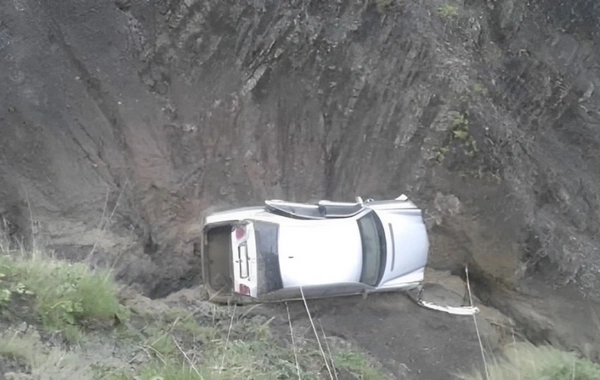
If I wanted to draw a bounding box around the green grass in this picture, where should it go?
[451,112,469,140]
[473,83,488,95]
[137,307,307,378]
[0,248,124,336]
[334,348,386,380]
[438,3,458,19]
[459,342,600,380]
[175,313,310,379]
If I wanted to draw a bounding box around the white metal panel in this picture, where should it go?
[277,220,363,287]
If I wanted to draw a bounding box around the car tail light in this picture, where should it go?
[235,225,246,240]
[238,284,251,295]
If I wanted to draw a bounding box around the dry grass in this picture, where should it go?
[0,329,95,380]
[459,342,600,380]
[462,269,600,380]
[136,303,386,380]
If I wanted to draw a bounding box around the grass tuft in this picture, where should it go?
[0,330,37,365]
[438,3,458,19]
[0,249,124,336]
[0,329,94,380]
[334,348,386,380]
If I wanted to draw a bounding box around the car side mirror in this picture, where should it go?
[355,196,363,205]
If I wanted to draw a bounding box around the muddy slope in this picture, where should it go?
[1,0,600,348]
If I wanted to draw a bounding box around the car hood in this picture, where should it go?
[278,221,362,287]
[373,209,429,285]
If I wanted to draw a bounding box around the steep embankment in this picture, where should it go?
[1,0,600,365]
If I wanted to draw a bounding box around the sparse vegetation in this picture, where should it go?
[135,306,385,379]
[435,111,479,163]
[0,329,95,379]
[435,145,450,163]
[0,234,384,379]
[459,342,600,380]
[451,112,470,141]
[438,3,458,19]
[334,348,386,380]
[450,112,479,158]
[376,0,393,13]
[473,83,488,96]
[115,303,380,379]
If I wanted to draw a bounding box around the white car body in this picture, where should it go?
[201,195,429,303]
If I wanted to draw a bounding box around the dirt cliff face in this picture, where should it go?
[1,0,599,314]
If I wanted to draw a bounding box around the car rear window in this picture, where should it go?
[254,221,284,294]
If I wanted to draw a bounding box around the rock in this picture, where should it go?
[434,192,462,217]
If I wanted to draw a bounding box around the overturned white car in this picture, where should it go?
[200,195,429,304]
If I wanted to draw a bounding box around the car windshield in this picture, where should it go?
[356,211,387,286]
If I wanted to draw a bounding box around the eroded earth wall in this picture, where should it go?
[1,0,599,301]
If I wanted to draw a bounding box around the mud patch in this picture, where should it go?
[245,269,514,380]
